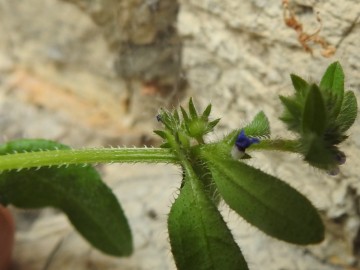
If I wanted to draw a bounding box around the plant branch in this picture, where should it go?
[249,139,300,153]
[0,147,178,171]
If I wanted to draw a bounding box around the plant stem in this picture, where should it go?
[249,139,300,153]
[0,148,178,171]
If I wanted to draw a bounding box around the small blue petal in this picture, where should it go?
[327,166,340,176]
[235,130,260,151]
[156,114,162,122]
[335,151,346,165]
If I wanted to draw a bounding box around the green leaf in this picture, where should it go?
[302,84,327,136]
[168,162,248,270]
[290,74,309,94]
[188,98,198,119]
[225,111,270,145]
[206,118,221,132]
[153,130,167,139]
[202,103,212,119]
[0,139,132,256]
[319,61,344,118]
[337,91,358,132]
[201,144,324,245]
[320,62,344,94]
[279,96,301,119]
[301,134,338,171]
[180,106,190,123]
[160,142,171,148]
[158,108,178,131]
[279,96,302,131]
[173,109,181,123]
[243,111,270,138]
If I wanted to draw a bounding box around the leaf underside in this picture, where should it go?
[201,144,324,245]
[0,139,133,256]
[319,61,344,118]
[168,163,248,270]
[302,84,327,136]
[337,91,358,133]
[225,111,270,145]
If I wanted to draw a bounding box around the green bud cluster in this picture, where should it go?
[280,62,357,174]
[0,62,357,270]
[154,98,220,150]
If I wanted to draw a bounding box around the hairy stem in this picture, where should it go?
[0,148,178,171]
[249,139,300,153]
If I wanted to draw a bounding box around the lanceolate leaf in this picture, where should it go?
[290,74,309,94]
[202,103,212,119]
[173,109,181,122]
[0,139,132,256]
[180,106,190,123]
[201,144,324,245]
[225,111,270,145]
[337,91,358,133]
[243,111,270,138]
[168,161,248,270]
[207,118,221,132]
[153,130,168,139]
[301,134,338,171]
[279,96,301,118]
[319,61,344,118]
[302,84,327,136]
[188,98,198,118]
[279,96,302,132]
[320,61,344,95]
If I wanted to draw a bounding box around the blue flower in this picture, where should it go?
[334,150,346,165]
[235,130,260,151]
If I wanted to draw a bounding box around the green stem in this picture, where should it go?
[249,139,300,153]
[0,147,178,171]
[196,136,205,145]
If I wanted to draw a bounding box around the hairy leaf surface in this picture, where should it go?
[225,111,270,145]
[0,139,132,256]
[168,161,248,270]
[302,84,327,136]
[337,91,358,133]
[290,74,309,94]
[201,144,324,245]
[319,61,344,118]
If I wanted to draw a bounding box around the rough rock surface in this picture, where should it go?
[176,1,360,269]
[0,0,359,269]
[62,0,186,124]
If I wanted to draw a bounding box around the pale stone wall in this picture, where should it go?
[177,1,360,269]
[0,0,359,269]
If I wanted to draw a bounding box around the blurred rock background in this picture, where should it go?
[0,0,359,269]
